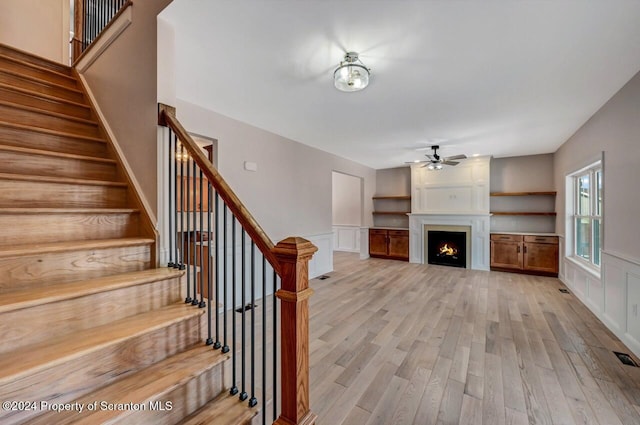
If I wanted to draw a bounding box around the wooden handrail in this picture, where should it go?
[158,104,280,275]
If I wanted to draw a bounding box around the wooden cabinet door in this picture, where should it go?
[490,241,523,270]
[388,230,409,260]
[523,242,558,274]
[369,230,388,257]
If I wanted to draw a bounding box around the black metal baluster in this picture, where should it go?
[205,180,213,346]
[82,0,87,50]
[178,144,185,272]
[249,243,257,407]
[167,129,174,268]
[273,270,278,422]
[185,151,192,304]
[240,230,248,402]
[214,192,222,349]
[173,135,180,269]
[222,205,229,354]
[191,159,198,306]
[230,215,238,396]
[198,169,205,308]
[262,256,267,425]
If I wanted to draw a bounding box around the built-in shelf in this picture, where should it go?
[373,211,411,215]
[490,191,557,196]
[372,195,411,200]
[491,212,557,216]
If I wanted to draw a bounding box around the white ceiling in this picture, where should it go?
[161,0,640,169]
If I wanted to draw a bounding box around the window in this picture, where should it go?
[572,163,602,267]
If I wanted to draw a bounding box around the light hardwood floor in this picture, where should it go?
[309,252,640,425]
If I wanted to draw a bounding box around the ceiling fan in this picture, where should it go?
[406,145,467,170]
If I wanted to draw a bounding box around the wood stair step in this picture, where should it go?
[0,237,154,292]
[0,68,85,103]
[0,119,103,142]
[178,392,259,425]
[0,53,78,88]
[0,208,140,247]
[0,173,128,208]
[0,43,73,75]
[0,268,184,354]
[0,101,100,138]
[0,144,116,180]
[0,83,91,119]
[29,345,229,425]
[0,304,205,424]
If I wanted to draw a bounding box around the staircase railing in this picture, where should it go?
[158,104,317,425]
[71,0,131,62]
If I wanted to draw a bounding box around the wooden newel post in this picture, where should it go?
[273,237,318,425]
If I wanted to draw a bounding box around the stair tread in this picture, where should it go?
[179,392,259,425]
[0,303,205,385]
[0,268,183,314]
[0,43,73,74]
[0,237,154,259]
[0,207,138,214]
[0,82,90,109]
[0,67,82,93]
[0,99,97,126]
[0,53,77,82]
[0,120,104,142]
[0,144,115,164]
[0,172,126,186]
[30,345,229,425]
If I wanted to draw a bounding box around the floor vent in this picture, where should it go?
[559,288,570,294]
[614,351,639,367]
[318,275,330,280]
[235,303,257,313]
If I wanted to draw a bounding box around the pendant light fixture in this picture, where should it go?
[333,52,370,92]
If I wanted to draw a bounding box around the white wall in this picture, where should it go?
[0,0,69,64]
[555,69,640,357]
[174,99,376,276]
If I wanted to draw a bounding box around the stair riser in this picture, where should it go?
[0,86,91,119]
[0,180,128,208]
[0,315,202,424]
[0,71,84,103]
[109,364,225,425]
[0,244,151,292]
[0,45,73,75]
[0,56,77,88]
[0,212,140,247]
[0,122,106,156]
[0,277,182,355]
[0,103,100,138]
[0,150,116,181]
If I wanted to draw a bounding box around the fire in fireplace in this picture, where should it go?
[427,230,466,268]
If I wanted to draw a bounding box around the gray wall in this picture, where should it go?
[80,0,173,218]
[175,99,376,243]
[554,70,640,261]
[491,154,554,192]
[332,172,362,227]
[376,167,411,196]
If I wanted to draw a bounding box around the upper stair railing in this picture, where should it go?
[158,104,317,425]
[71,0,131,62]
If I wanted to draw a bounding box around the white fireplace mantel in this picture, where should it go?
[408,213,491,270]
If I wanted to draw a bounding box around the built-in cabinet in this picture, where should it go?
[372,195,411,228]
[369,228,409,261]
[490,233,559,276]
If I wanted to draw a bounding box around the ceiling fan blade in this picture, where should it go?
[420,164,428,168]
[404,160,429,164]
[444,154,467,161]
[442,161,460,166]
[425,154,436,161]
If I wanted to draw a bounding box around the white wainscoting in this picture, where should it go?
[332,226,361,253]
[304,232,334,279]
[561,251,640,357]
[359,227,370,260]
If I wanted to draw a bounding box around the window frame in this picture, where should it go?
[571,162,602,268]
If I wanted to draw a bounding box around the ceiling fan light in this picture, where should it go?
[334,52,370,92]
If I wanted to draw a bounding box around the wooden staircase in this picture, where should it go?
[0,44,255,425]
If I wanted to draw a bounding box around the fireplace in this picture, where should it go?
[427,230,466,268]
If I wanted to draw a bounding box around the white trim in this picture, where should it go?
[564,255,601,279]
[77,72,157,228]
[602,250,640,268]
[302,232,333,279]
[359,227,370,259]
[75,4,132,72]
[332,225,360,253]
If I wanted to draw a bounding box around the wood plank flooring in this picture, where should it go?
[309,252,640,425]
